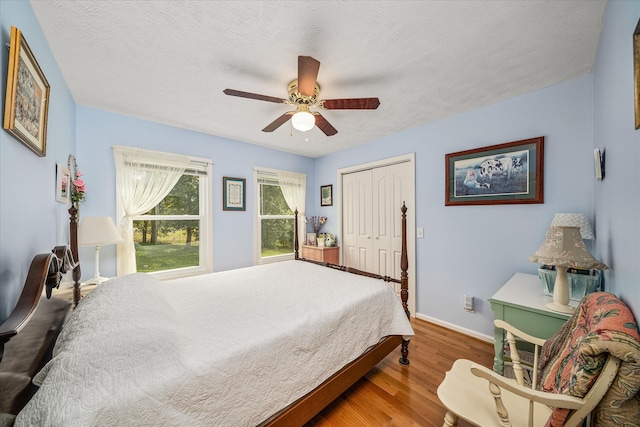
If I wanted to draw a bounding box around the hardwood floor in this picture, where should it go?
[306,318,494,426]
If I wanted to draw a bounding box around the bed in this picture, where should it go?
[1,204,413,426]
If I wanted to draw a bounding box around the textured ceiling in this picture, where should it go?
[30,1,606,158]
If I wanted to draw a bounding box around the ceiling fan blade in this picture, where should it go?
[322,98,380,110]
[223,89,286,104]
[314,113,338,136]
[262,113,293,132]
[298,56,320,97]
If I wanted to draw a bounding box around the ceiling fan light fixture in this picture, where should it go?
[291,110,315,132]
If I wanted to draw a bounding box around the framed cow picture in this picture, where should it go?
[445,136,544,206]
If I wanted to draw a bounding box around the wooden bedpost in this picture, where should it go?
[294,209,299,260]
[399,202,410,366]
[69,205,82,306]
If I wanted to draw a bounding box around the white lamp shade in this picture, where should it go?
[78,217,123,246]
[291,111,315,132]
[550,213,595,239]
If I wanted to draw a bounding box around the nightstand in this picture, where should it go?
[300,245,339,264]
[488,273,575,374]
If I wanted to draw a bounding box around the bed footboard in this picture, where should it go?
[294,203,411,324]
[261,335,405,427]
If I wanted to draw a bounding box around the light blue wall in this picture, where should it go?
[1,1,637,339]
[75,107,315,276]
[318,74,597,337]
[593,1,640,316]
[0,1,76,321]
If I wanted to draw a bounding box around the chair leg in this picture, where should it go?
[443,411,458,427]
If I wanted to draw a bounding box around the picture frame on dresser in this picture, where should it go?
[3,26,50,157]
[306,233,316,245]
[445,136,544,206]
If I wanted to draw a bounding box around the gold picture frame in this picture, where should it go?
[634,18,640,130]
[3,26,50,156]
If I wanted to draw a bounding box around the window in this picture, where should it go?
[113,146,213,279]
[254,168,306,264]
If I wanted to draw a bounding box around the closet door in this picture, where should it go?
[342,169,373,271]
[372,163,410,294]
[343,162,410,295]
[339,154,416,314]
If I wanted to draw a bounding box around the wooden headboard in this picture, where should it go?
[0,246,71,363]
[2,201,87,342]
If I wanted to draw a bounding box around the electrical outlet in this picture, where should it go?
[464,294,474,311]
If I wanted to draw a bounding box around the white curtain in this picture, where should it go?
[113,146,192,275]
[276,171,307,249]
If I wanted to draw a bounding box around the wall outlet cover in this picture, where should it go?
[464,294,474,311]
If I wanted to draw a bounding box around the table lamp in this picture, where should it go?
[528,226,608,313]
[78,216,123,285]
[550,213,595,239]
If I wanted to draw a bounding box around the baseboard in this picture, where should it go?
[415,312,494,344]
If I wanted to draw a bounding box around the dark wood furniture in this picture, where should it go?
[300,245,339,264]
[0,248,67,363]
[0,248,72,416]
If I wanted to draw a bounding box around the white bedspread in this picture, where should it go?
[16,260,413,426]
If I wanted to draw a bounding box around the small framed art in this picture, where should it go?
[56,163,71,203]
[320,184,333,206]
[306,233,317,245]
[445,136,544,206]
[223,177,246,211]
[3,26,50,157]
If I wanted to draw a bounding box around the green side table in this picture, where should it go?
[489,273,574,374]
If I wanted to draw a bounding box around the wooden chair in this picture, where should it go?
[436,318,621,427]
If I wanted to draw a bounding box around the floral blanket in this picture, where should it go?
[538,292,640,427]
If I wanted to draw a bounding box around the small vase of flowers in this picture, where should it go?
[71,170,86,207]
[67,154,86,209]
[306,216,327,233]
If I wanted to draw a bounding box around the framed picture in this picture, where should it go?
[56,163,71,203]
[306,233,317,245]
[223,177,246,211]
[3,26,50,157]
[445,136,544,206]
[634,18,640,130]
[320,184,333,206]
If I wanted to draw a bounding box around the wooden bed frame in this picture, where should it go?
[294,203,411,365]
[0,204,411,426]
[0,245,72,364]
[261,203,411,426]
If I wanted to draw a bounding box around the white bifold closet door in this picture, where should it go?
[342,162,410,295]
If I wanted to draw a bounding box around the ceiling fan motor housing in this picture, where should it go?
[288,79,320,105]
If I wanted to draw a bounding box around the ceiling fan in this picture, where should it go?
[223,56,380,136]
